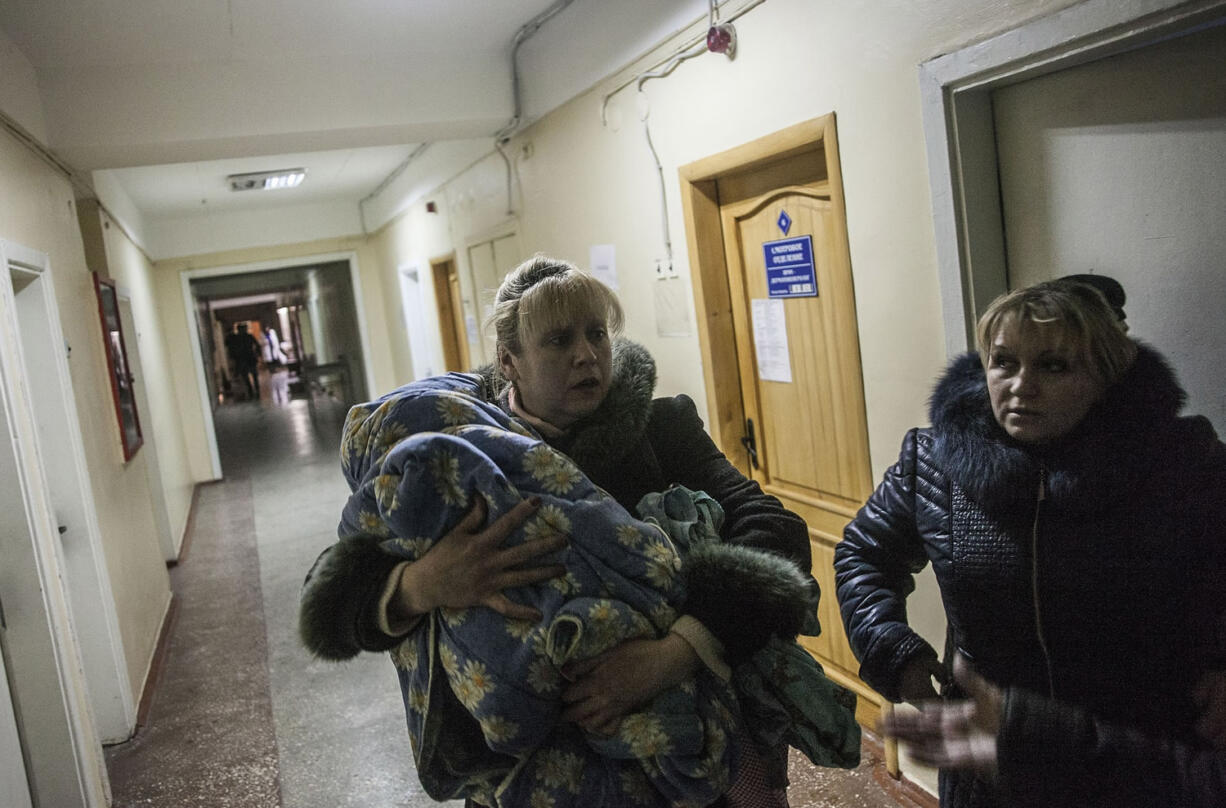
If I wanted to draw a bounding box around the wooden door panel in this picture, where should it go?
[717,175,875,706]
[722,187,872,507]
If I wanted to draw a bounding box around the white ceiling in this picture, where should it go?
[0,0,707,224]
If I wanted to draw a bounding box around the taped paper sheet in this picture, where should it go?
[750,298,792,383]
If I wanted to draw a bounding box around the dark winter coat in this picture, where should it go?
[301,338,814,667]
[834,344,1226,807]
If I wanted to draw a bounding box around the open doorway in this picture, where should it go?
[184,256,374,476]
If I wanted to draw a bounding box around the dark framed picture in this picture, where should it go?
[93,273,143,462]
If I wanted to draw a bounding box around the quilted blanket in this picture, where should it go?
[338,373,738,808]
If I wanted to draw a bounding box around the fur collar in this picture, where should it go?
[927,343,1188,514]
[473,337,657,468]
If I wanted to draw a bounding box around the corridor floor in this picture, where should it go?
[104,395,930,808]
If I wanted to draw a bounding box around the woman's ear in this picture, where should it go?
[498,346,518,382]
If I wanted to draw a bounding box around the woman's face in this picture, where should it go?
[986,319,1105,444]
[500,312,613,429]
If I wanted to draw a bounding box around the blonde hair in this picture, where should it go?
[976,280,1136,385]
[489,255,624,355]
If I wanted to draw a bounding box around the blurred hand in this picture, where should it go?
[899,655,945,706]
[882,655,1003,775]
[394,494,566,622]
[560,634,700,736]
[1194,669,1226,751]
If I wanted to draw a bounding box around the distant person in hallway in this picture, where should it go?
[301,256,850,807]
[834,277,1226,807]
[261,325,288,366]
[225,322,262,400]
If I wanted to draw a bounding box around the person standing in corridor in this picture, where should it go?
[225,322,262,400]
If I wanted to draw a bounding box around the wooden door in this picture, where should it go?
[681,118,881,726]
[431,257,469,372]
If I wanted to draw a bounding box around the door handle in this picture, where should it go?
[741,417,760,470]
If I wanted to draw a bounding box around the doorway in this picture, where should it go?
[679,115,880,725]
[182,253,376,477]
[431,254,470,372]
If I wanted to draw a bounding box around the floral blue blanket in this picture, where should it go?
[339,373,738,807]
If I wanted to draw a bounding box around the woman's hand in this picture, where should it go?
[881,655,1003,775]
[898,654,945,706]
[560,634,700,736]
[392,494,566,622]
[1194,669,1226,751]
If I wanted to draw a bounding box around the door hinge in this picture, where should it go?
[741,417,760,470]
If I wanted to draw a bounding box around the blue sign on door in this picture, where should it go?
[762,236,817,298]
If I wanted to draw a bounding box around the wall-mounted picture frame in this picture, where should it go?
[93,273,143,462]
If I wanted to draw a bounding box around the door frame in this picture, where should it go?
[179,251,374,479]
[7,245,136,741]
[920,0,1226,354]
[0,238,109,806]
[679,114,851,473]
[678,116,887,732]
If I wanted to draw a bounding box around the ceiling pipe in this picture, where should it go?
[493,0,577,215]
[493,0,577,146]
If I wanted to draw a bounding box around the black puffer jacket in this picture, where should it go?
[835,344,1226,807]
[302,339,814,666]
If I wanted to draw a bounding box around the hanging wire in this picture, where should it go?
[641,116,673,271]
[632,39,709,271]
[598,0,765,127]
[595,1,765,270]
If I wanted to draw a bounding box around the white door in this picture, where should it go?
[398,265,436,380]
[993,22,1226,434]
[0,636,34,808]
[10,263,135,741]
[0,243,108,807]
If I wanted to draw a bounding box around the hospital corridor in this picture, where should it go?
[1,1,1224,806]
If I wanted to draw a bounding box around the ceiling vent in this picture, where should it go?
[226,168,306,192]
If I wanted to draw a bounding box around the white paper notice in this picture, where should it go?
[750,298,792,383]
[653,275,691,338]
[589,244,618,289]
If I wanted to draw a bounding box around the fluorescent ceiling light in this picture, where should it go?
[226,168,307,192]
